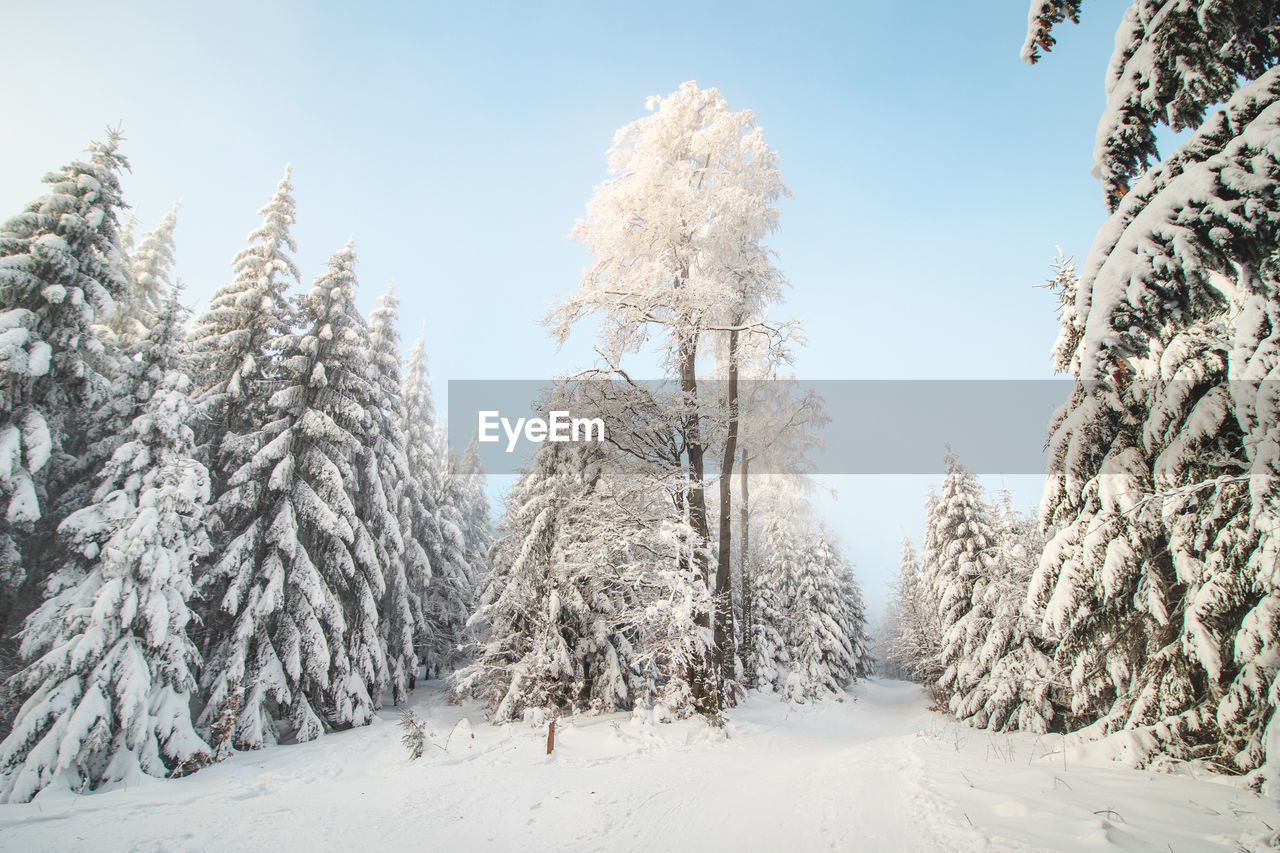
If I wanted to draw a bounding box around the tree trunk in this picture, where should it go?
[677,327,718,712]
[715,328,739,688]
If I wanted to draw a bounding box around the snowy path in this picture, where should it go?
[0,678,1275,851]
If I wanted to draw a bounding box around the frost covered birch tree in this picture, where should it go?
[547,81,789,711]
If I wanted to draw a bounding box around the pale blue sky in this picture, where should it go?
[0,0,1131,611]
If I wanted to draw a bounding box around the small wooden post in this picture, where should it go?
[546,719,556,755]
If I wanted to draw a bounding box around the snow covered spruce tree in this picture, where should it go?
[197,243,387,750]
[186,168,299,745]
[547,81,790,711]
[949,495,1055,733]
[815,531,873,685]
[897,462,1055,730]
[732,373,827,688]
[918,452,999,707]
[364,286,415,704]
[746,479,868,702]
[876,541,909,681]
[0,285,210,801]
[838,552,874,681]
[0,134,133,673]
[744,505,794,697]
[449,439,636,721]
[453,380,717,720]
[422,435,487,677]
[1028,255,1225,758]
[886,535,939,682]
[90,207,187,475]
[107,203,179,350]
[451,437,491,592]
[395,335,453,679]
[187,167,298,501]
[1024,1,1280,773]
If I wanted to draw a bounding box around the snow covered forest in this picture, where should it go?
[0,75,879,802]
[0,149,498,798]
[1,0,1279,849]
[882,0,1280,788]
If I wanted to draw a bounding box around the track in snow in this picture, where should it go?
[0,678,1274,852]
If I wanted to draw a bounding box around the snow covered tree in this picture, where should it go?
[424,436,486,677]
[108,203,178,349]
[89,204,181,455]
[732,373,827,688]
[1023,0,1280,210]
[0,133,132,673]
[187,167,297,499]
[1024,1,1280,773]
[117,212,136,258]
[876,544,909,681]
[745,510,793,698]
[395,335,447,679]
[837,557,873,680]
[452,380,716,721]
[387,334,489,685]
[453,400,717,721]
[1031,252,1255,766]
[902,467,1056,732]
[197,242,385,750]
[91,278,194,493]
[363,286,413,704]
[186,168,300,741]
[747,480,868,702]
[807,531,871,687]
[919,452,999,705]
[453,436,492,585]
[47,288,195,591]
[886,535,940,682]
[1031,360,1231,757]
[450,440,629,721]
[546,81,790,711]
[0,287,210,801]
[950,496,1055,733]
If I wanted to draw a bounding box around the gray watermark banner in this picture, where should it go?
[446,379,1273,476]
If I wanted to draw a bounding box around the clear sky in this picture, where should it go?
[0,0,1131,612]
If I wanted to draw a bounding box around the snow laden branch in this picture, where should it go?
[1007,0,1280,777]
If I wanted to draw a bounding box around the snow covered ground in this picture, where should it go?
[0,678,1275,852]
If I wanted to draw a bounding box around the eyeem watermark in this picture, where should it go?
[454,378,1280,474]
[478,410,606,452]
